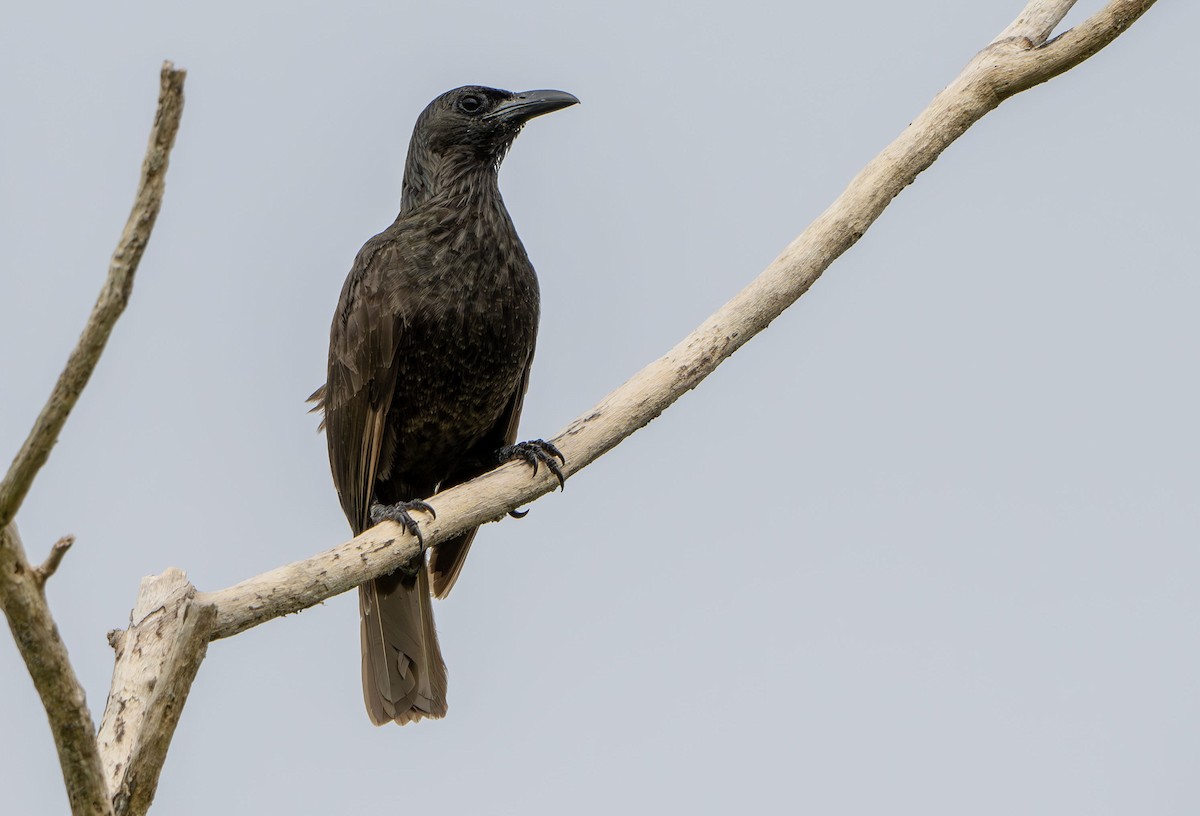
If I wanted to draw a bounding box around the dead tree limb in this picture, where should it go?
[194,0,1159,640]
[0,64,185,529]
[0,62,186,816]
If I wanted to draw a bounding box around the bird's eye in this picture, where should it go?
[458,95,484,114]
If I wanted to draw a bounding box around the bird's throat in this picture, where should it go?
[400,145,507,215]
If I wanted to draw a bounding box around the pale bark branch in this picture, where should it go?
[996,0,1078,45]
[0,62,186,530]
[0,62,186,816]
[192,0,1158,641]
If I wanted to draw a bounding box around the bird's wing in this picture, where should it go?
[428,348,533,598]
[322,237,408,534]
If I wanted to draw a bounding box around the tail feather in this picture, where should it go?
[429,526,480,599]
[359,565,448,725]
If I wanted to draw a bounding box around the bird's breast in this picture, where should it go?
[382,228,540,473]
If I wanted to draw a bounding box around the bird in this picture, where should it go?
[311,85,578,725]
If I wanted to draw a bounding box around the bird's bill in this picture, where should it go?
[485,89,580,123]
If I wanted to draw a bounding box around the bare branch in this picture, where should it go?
[194,1,1158,641]
[202,505,439,640]
[0,62,187,530]
[0,524,112,816]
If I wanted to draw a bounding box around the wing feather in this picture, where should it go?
[320,230,449,724]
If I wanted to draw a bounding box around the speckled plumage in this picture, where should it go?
[313,85,577,725]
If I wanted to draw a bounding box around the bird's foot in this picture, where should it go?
[498,439,567,491]
[369,499,436,550]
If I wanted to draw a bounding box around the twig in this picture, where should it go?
[34,534,76,588]
[0,62,187,530]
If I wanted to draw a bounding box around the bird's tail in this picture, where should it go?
[359,564,448,725]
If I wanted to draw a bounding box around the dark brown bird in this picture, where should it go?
[311,85,577,725]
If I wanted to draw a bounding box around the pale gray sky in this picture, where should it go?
[2,2,1198,814]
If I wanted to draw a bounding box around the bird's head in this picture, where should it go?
[415,85,579,160]
[401,86,578,208]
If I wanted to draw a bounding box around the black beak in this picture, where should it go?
[486,89,580,123]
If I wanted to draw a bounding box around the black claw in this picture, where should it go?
[543,456,566,489]
[498,439,568,490]
[369,499,435,549]
[508,508,530,519]
[538,440,566,463]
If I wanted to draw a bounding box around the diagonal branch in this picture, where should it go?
[0,63,186,530]
[0,62,186,816]
[194,0,1157,640]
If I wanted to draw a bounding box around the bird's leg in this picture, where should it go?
[497,439,567,491]
[369,499,437,552]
